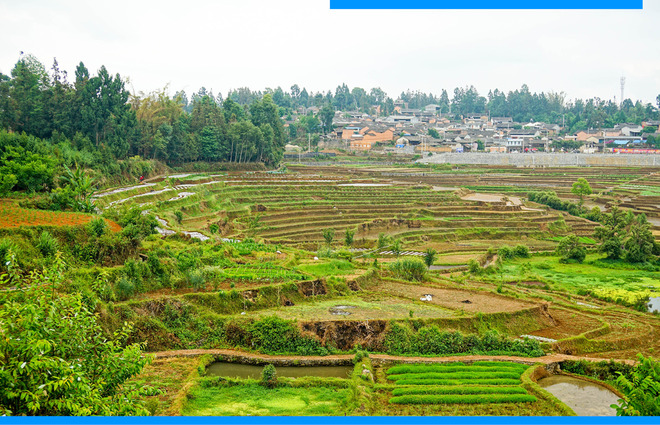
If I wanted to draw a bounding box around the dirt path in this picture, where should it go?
[149,348,636,366]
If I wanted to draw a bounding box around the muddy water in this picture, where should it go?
[538,375,620,416]
[648,296,660,313]
[429,264,467,270]
[206,362,353,379]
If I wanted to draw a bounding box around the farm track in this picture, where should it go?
[149,348,636,366]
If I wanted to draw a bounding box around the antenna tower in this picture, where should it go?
[620,76,626,108]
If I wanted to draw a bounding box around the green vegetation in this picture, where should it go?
[2,156,659,417]
[613,355,660,416]
[571,178,593,206]
[0,259,153,416]
[182,382,349,416]
[384,325,543,357]
[556,234,586,263]
[389,393,537,405]
[385,361,535,406]
[388,258,427,281]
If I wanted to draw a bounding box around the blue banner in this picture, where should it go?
[330,0,643,8]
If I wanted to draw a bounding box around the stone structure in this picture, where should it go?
[418,153,660,167]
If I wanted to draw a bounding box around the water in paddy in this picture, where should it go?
[537,375,621,416]
[429,264,466,270]
[648,296,660,313]
[206,362,353,379]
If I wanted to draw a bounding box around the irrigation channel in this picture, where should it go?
[537,375,621,416]
[206,362,353,379]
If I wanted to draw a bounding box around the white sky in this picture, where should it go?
[1,0,659,104]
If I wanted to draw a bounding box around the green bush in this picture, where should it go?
[497,246,514,260]
[353,350,369,364]
[513,245,530,258]
[383,324,543,357]
[388,259,427,281]
[36,231,59,258]
[115,277,135,301]
[260,364,277,388]
[88,218,108,237]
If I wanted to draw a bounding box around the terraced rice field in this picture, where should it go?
[105,173,592,250]
[386,362,536,405]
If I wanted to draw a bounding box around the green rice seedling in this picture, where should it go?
[388,372,522,381]
[386,365,526,375]
[389,393,537,405]
[394,378,522,386]
[391,386,528,396]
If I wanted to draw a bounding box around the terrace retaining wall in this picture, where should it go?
[419,153,660,168]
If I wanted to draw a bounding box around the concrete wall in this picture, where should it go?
[419,153,660,167]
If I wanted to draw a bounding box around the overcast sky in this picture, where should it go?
[1,0,659,104]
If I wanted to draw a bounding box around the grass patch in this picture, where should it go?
[297,259,355,277]
[182,382,349,416]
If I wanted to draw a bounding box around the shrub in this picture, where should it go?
[188,271,206,291]
[468,259,482,274]
[344,228,355,247]
[353,350,369,364]
[115,277,135,300]
[88,217,108,237]
[513,245,530,258]
[556,234,586,263]
[36,231,59,258]
[261,364,277,388]
[389,259,427,281]
[377,233,391,249]
[614,354,660,416]
[322,228,335,245]
[424,248,437,268]
[497,246,514,260]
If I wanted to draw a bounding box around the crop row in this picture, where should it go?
[389,394,537,405]
[393,378,522,386]
[389,372,522,381]
[391,386,528,396]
